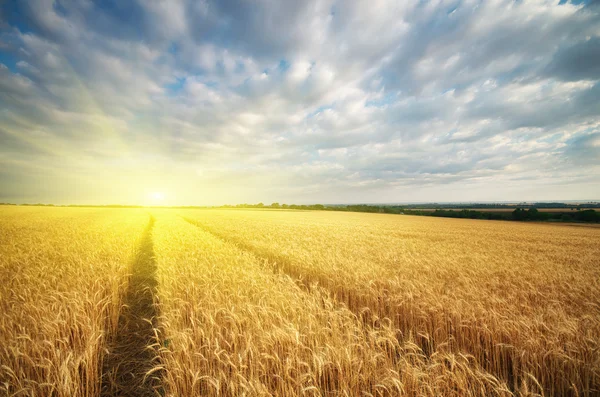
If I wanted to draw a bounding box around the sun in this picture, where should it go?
[149,191,165,203]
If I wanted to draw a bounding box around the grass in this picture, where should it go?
[1,206,599,396]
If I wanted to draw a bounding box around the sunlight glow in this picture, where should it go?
[150,192,165,202]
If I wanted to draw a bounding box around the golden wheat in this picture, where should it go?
[0,207,148,396]
[152,211,513,396]
[179,209,600,396]
[1,206,598,396]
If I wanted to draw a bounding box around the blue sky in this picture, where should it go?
[0,0,599,205]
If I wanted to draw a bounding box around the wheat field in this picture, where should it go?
[1,206,599,396]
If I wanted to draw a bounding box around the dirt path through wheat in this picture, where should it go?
[101,216,162,396]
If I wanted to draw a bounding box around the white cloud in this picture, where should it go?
[0,0,599,204]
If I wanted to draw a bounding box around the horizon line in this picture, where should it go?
[2,200,600,208]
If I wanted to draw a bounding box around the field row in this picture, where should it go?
[1,207,599,396]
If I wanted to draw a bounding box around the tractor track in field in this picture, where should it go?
[101,215,162,397]
[180,216,398,331]
[181,217,334,294]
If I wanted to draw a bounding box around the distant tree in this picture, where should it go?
[561,214,573,222]
[576,210,599,222]
[527,208,540,220]
[512,208,527,220]
[270,202,280,208]
[525,208,549,221]
[256,202,264,207]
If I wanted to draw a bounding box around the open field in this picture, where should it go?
[408,208,598,212]
[1,206,599,396]
[0,207,148,396]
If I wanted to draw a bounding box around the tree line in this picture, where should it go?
[222,203,600,223]
[2,202,598,223]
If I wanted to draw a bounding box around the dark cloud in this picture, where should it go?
[563,132,600,165]
[545,38,600,81]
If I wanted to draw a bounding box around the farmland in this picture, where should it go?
[1,206,599,396]
[407,207,598,212]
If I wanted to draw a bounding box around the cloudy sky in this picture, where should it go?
[1,0,599,205]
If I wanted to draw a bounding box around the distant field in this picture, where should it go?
[1,207,599,396]
[409,207,596,212]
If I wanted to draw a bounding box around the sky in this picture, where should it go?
[0,0,599,206]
